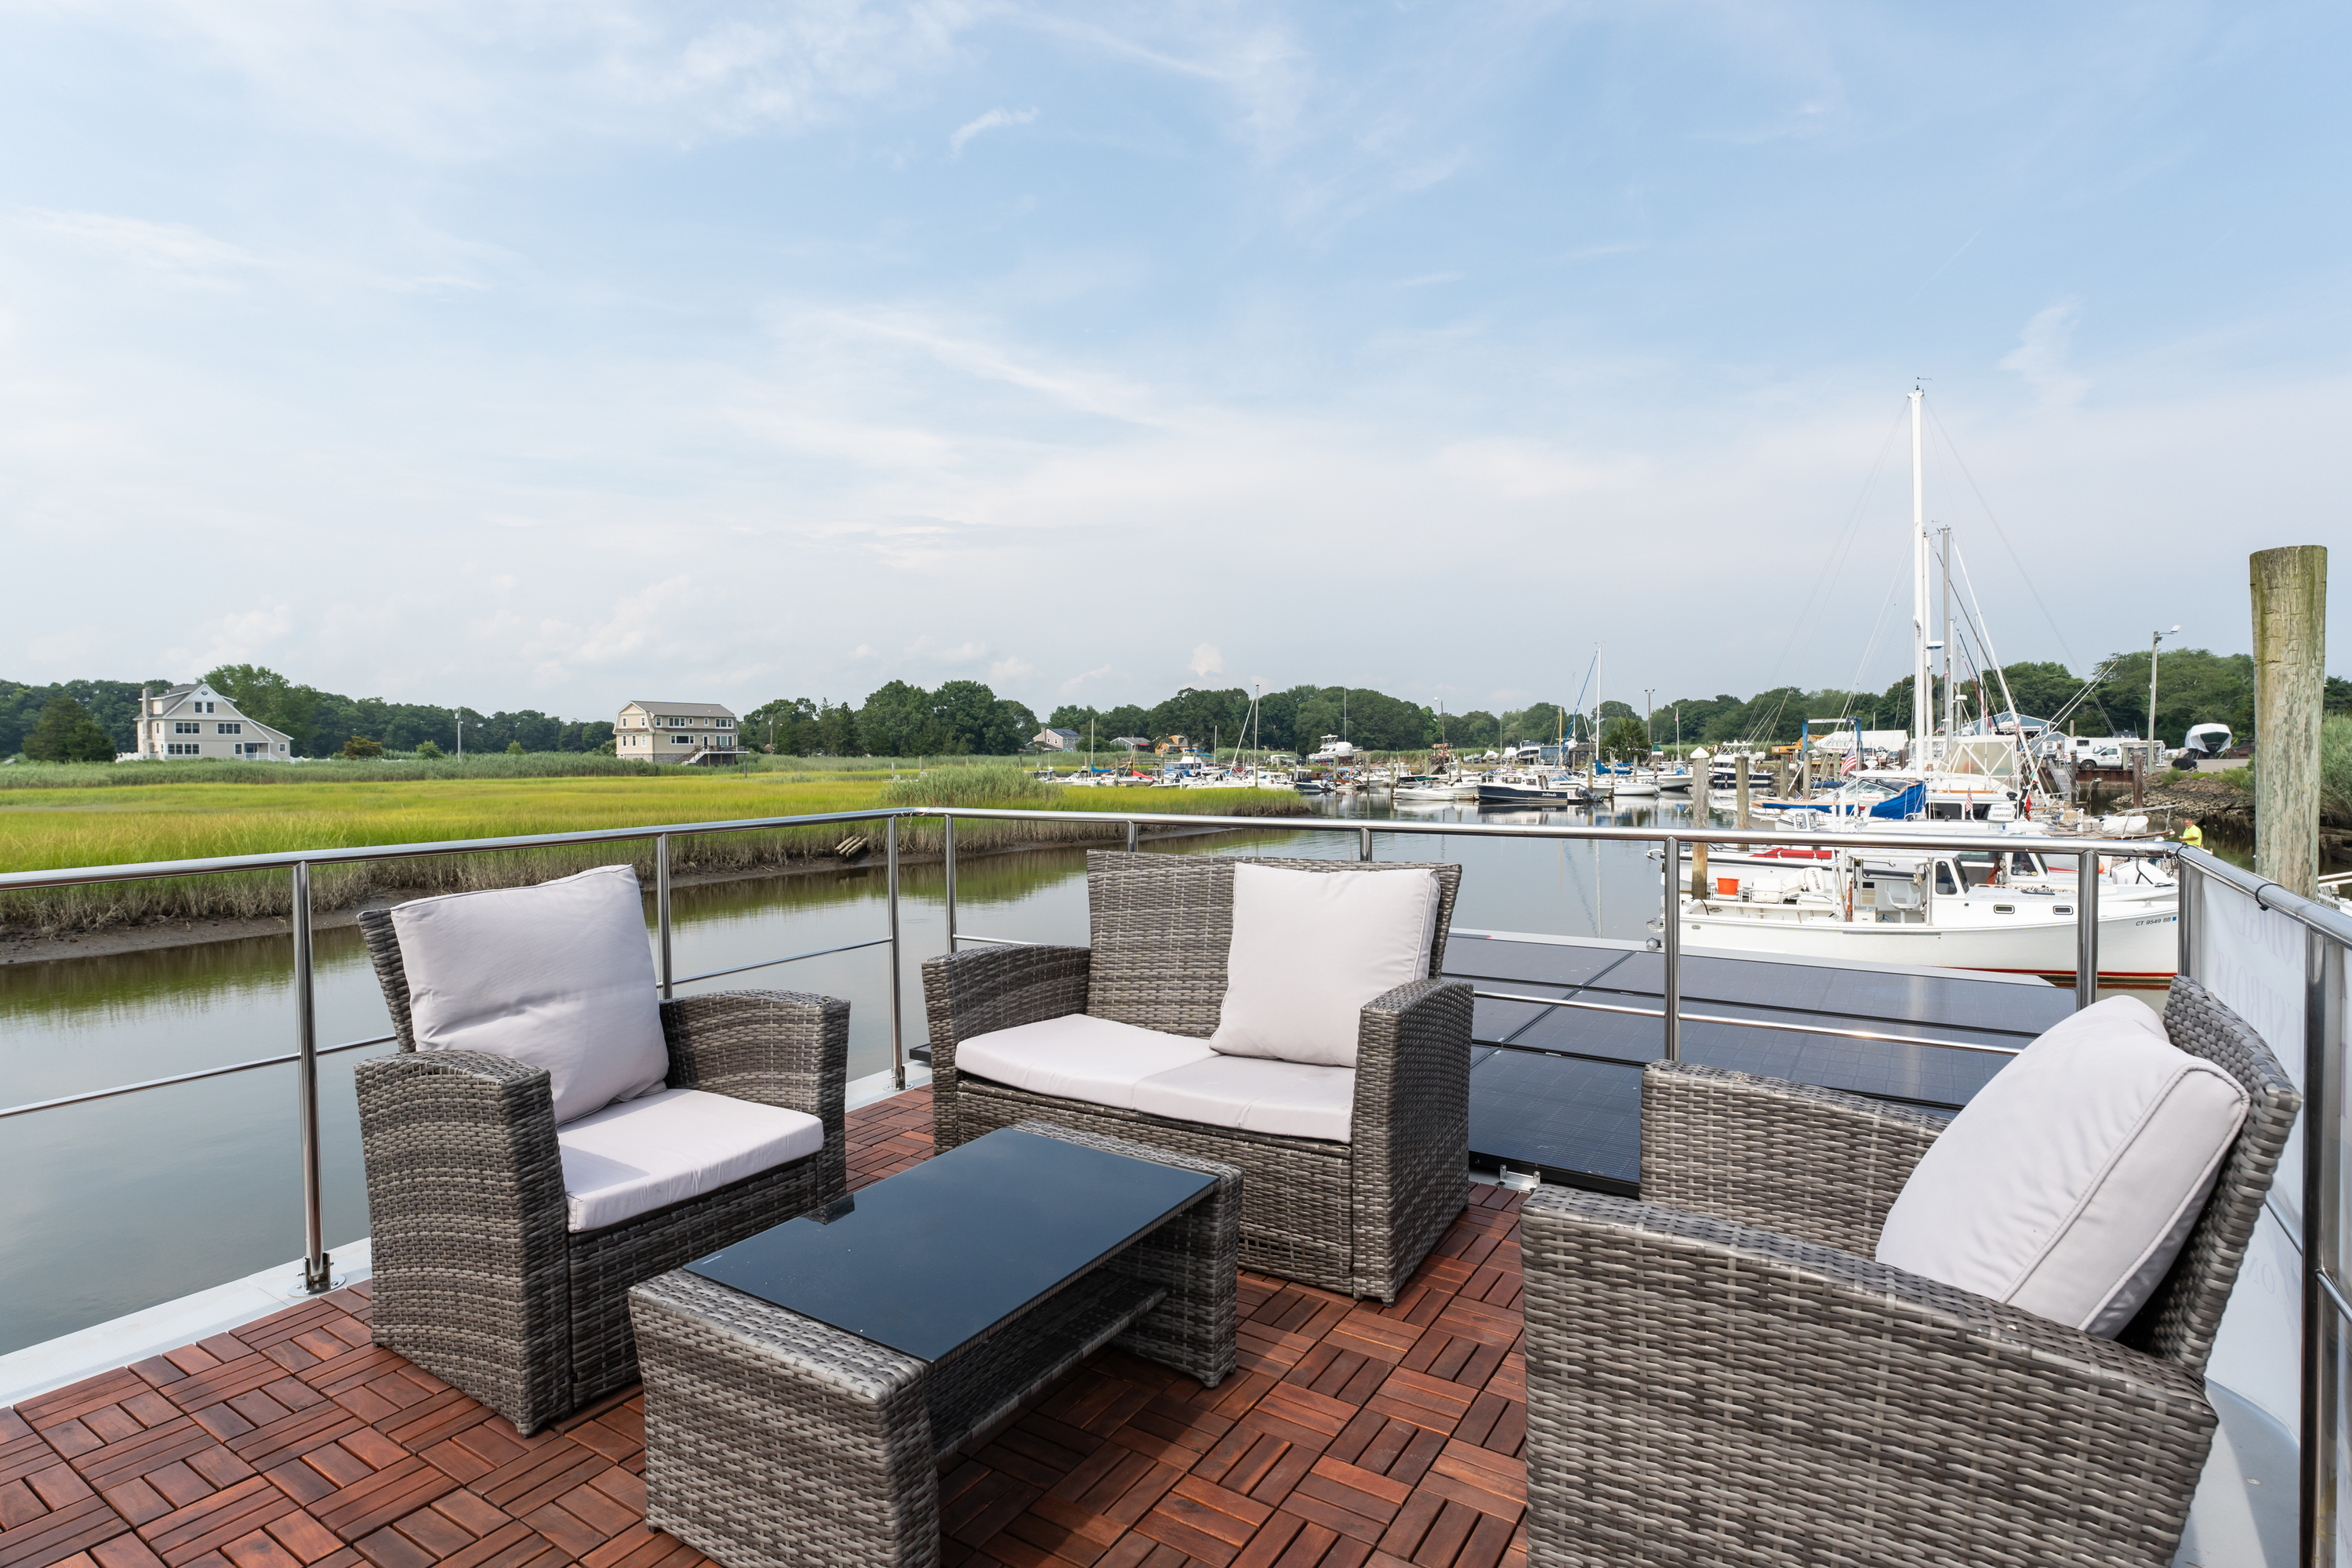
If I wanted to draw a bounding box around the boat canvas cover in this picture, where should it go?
[1942,737,2019,779]
[1870,782,1927,819]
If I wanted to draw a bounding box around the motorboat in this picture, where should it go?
[1655,835,2177,988]
[1476,770,1591,806]
[1392,775,1461,802]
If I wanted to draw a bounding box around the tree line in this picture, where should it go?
[10,650,2347,764]
[0,670,616,760]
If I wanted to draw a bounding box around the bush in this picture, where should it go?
[414,740,445,760]
[342,735,385,759]
[506,740,526,756]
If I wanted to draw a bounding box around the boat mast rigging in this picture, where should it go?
[1910,387,1931,766]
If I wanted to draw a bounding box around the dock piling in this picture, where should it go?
[2252,545,2328,898]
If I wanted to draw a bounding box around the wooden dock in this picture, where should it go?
[2,1089,1530,1568]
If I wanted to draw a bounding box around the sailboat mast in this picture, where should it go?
[1940,525,1956,746]
[1909,388,1930,765]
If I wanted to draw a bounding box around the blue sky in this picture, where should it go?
[2,1,2344,720]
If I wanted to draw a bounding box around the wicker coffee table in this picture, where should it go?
[629,1120,1241,1568]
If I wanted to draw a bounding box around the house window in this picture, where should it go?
[167,742,200,756]
[673,734,691,744]
[176,721,201,734]
[218,722,241,735]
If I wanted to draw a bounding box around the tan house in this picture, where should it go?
[134,682,293,761]
[616,701,741,764]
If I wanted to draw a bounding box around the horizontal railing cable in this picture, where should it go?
[1470,989,2024,1055]
[671,936,895,988]
[0,1033,397,1120]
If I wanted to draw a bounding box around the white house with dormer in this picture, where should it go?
[615,701,741,764]
[132,682,293,760]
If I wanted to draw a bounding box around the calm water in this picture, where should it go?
[0,791,1871,1353]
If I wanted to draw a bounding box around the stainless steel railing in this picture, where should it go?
[0,805,2178,1298]
[2170,847,2352,1566]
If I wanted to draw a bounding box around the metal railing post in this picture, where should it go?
[943,814,958,954]
[2178,858,2198,981]
[655,833,673,1000]
[292,862,331,1294]
[1359,826,1374,862]
[1125,820,1139,853]
[887,815,905,1088]
[1661,837,1682,1062]
[2075,849,2101,1010]
[2302,927,2340,1568]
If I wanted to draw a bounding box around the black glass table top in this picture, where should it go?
[684,1127,1213,1363]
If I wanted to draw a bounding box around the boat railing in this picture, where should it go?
[11,812,2347,1558]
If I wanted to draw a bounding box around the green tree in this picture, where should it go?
[506,739,525,756]
[342,735,385,759]
[414,739,445,759]
[23,698,117,762]
[1599,716,1650,761]
[205,664,323,754]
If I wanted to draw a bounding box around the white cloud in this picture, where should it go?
[949,106,1037,158]
[989,654,1033,686]
[2001,300,2092,409]
[1061,663,1115,695]
[169,604,296,672]
[1189,643,1224,679]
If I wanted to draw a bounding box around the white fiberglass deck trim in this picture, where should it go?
[0,1240,374,1410]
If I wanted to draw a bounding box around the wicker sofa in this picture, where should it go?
[1519,975,2298,1566]
[922,851,1472,1302]
[354,908,848,1435]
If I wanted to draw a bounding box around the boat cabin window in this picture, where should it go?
[2009,851,2042,877]
[1955,851,2000,890]
[1934,860,1960,895]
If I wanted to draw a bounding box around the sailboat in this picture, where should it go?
[1658,387,2181,988]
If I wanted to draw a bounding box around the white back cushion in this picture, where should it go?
[1208,864,1439,1068]
[391,865,670,1126]
[557,1087,823,1232]
[1875,996,2248,1337]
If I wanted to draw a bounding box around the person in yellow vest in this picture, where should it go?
[2180,817,2203,849]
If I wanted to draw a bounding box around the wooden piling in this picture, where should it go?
[1735,757,1751,832]
[2251,545,2327,898]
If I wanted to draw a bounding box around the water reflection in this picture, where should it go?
[0,793,1708,1354]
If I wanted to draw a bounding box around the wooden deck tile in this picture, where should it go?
[2,1090,1526,1568]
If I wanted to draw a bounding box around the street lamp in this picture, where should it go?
[2149,626,2182,753]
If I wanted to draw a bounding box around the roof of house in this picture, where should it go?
[1044,728,1082,740]
[620,701,737,717]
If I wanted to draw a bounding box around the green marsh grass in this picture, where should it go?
[0,766,1305,931]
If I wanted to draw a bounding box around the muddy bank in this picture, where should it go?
[0,821,1274,966]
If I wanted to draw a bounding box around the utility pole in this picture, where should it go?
[454,710,463,760]
[2251,547,2327,897]
[2147,625,2181,754]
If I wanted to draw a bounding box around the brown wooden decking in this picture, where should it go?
[1,1089,1529,1568]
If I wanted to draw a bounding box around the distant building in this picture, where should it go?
[1033,727,1083,752]
[1110,736,1151,753]
[132,682,292,761]
[616,701,741,764]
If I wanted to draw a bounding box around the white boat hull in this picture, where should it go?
[1673,902,2177,987]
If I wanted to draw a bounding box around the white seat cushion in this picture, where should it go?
[956,1013,1217,1109]
[1209,864,1440,1068]
[1133,1054,1356,1142]
[392,864,670,1126]
[556,1087,825,1232]
[1875,996,2249,1337]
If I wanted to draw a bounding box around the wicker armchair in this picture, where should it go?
[923,851,1472,1302]
[1519,975,2298,1567]
[353,908,849,1435]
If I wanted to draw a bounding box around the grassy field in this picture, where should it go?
[0,752,1025,790]
[0,764,1306,931]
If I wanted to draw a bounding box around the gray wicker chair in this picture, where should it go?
[1519,975,2299,1567]
[922,851,1472,1303]
[353,908,849,1435]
